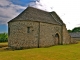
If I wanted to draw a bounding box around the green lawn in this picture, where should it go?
[0,42,80,60]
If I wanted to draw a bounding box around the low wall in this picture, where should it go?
[62,24,71,44]
[71,38,78,44]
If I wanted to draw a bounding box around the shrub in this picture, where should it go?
[0,33,8,42]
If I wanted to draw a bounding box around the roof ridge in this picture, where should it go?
[27,6,49,13]
[50,13,62,25]
[8,6,64,25]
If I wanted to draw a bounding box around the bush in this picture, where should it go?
[0,33,8,42]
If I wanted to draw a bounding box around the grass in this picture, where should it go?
[0,42,8,48]
[0,42,80,60]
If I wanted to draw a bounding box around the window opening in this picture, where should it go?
[27,27,30,33]
[8,27,10,35]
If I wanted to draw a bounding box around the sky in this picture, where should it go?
[0,0,80,33]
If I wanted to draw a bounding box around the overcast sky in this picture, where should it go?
[0,0,80,33]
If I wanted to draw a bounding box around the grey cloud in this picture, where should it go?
[0,0,11,6]
[0,0,26,25]
[0,0,52,25]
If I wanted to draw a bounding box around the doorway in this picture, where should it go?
[55,33,59,45]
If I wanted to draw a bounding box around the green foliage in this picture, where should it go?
[68,27,80,33]
[68,30,72,33]
[0,33,8,42]
[72,27,80,32]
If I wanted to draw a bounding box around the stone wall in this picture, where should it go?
[39,22,62,47]
[72,38,80,41]
[8,21,40,49]
[71,38,79,44]
[8,20,63,49]
[62,24,71,44]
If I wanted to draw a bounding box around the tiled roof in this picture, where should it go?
[69,32,80,38]
[9,7,63,25]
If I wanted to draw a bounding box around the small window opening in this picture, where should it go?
[27,27,30,33]
[8,27,10,36]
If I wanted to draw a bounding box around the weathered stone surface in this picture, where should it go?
[39,22,62,47]
[8,21,39,48]
[8,20,73,49]
[62,24,71,44]
[8,7,75,49]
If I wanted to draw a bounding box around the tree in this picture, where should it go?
[68,30,72,33]
[72,27,80,32]
[0,33,8,42]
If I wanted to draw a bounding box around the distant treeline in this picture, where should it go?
[68,27,80,33]
[0,33,8,42]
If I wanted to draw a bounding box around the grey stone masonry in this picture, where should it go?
[8,7,76,49]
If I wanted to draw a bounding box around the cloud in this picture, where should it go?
[0,0,26,25]
[29,0,80,29]
[29,0,54,12]
[0,0,80,30]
